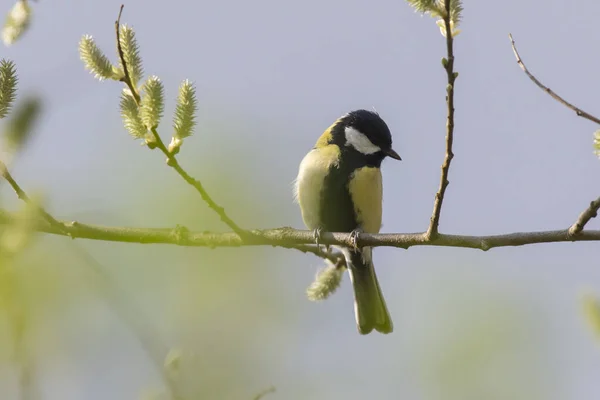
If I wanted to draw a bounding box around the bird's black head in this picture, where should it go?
[334,109,401,162]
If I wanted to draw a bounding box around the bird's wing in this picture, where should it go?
[295,145,341,230]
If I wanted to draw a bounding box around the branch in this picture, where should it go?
[508,33,600,125]
[569,196,600,236]
[114,5,247,238]
[0,157,342,266]
[0,161,69,234]
[427,3,457,238]
[2,209,599,251]
[508,34,600,236]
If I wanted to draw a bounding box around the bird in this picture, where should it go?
[294,109,401,334]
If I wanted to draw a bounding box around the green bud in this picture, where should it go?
[0,59,18,119]
[118,25,144,88]
[172,79,197,140]
[140,76,164,129]
[79,35,118,81]
[119,89,147,139]
[306,260,344,301]
[2,0,32,46]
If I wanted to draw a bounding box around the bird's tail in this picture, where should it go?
[345,248,393,335]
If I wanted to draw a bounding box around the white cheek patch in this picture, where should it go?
[344,127,381,155]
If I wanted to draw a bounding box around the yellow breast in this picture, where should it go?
[348,166,383,234]
[294,144,341,230]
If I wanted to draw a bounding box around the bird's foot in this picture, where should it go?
[349,228,363,252]
[313,227,330,253]
[313,227,322,246]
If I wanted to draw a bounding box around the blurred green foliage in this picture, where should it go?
[0,148,297,398]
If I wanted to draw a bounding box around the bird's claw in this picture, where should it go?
[313,227,330,254]
[313,227,322,246]
[350,228,363,251]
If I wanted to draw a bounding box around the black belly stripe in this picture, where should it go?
[319,146,384,233]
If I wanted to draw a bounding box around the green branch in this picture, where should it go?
[1,208,599,251]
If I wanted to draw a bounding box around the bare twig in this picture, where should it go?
[427,2,457,238]
[569,196,600,236]
[114,5,247,238]
[251,386,276,400]
[508,33,600,125]
[508,34,600,236]
[1,209,599,251]
[115,5,140,103]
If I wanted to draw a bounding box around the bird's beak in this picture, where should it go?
[384,148,401,160]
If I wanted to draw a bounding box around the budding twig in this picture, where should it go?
[428,0,457,238]
[114,5,248,238]
[569,196,600,236]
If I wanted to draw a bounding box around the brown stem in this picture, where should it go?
[114,6,248,238]
[509,33,600,125]
[2,209,599,251]
[427,3,457,238]
[569,196,600,236]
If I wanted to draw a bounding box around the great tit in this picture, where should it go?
[295,109,401,335]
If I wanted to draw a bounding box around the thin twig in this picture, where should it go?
[427,3,457,238]
[153,126,248,237]
[114,5,247,238]
[2,209,599,251]
[252,386,276,400]
[115,5,140,103]
[509,34,600,236]
[0,161,68,233]
[0,161,340,266]
[508,33,600,125]
[569,196,600,236]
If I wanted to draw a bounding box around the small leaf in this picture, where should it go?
[139,76,164,129]
[118,24,144,88]
[0,59,18,119]
[120,89,147,138]
[79,35,118,81]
